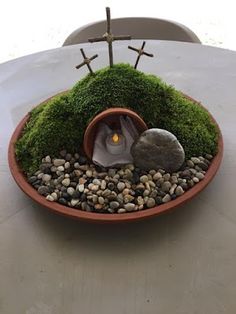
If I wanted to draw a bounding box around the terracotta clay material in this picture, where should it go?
[8,94,223,223]
[83,107,148,159]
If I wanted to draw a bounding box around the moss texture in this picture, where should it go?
[15,63,218,174]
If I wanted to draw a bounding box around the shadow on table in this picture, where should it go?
[30,196,204,256]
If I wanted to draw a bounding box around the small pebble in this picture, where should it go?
[53,159,65,167]
[153,172,162,181]
[86,170,93,177]
[140,175,149,183]
[62,178,70,187]
[110,201,120,209]
[162,194,171,203]
[57,166,64,172]
[124,203,136,212]
[175,186,184,196]
[117,182,126,191]
[42,174,51,182]
[193,177,200,183]
[45,156,51,163]
[161,181,172,192]
[38,186,50,196]
[196,172,205,180]
[191,157,201,164]
[46,195,54,202]
[70,199,79,207]
[98,197,105,205]
[67,187,75,196]
[146,198,156,208]
[117,208,126,214]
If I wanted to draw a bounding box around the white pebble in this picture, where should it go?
[51,192,58,201]
[53,159,65,167]
[57,166,64,172]
[62,178,70,187]
[45,155,51,163]
[77,184,84,192]
[64,161,70,169]
[67,187,75,196]
[42,174,51,182]
[46,195,54,202]
[162,194,171,203]
[71,199,79,207]
[117,208,126,214]
[140,175,149,183]
[175,186,184,196]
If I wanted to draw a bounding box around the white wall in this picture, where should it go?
[0,0,235,63]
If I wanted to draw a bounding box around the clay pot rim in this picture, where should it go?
[8,93,223,223]
[83,107,148,159]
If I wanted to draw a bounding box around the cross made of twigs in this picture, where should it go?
[75,48,98,75]
[128,41,154,69]
[88,7,131,67]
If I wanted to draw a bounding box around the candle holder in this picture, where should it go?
[83,107,148,160]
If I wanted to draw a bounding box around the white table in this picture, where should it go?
[0,40,236,314]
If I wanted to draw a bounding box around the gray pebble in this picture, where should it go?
[92,179,100,185]
[140,175,149,183]
[38,186,50,196]
[64,161,70,169]
[161,181,172,192]
[169,184,177,195]
[186,160,195,168]
[62,178,70,187]
[117,208,126,214]
[53,159,65,167]
[71,199,80,207]
[117,182,126,191]
[100,180,106,190]
[98,197,105,205]
[196,172,205,180]
[153,172,162,181]
[67,187,75,196]
[197,162,208,171]
[147,198,156,208]
[46,195,54,202]
[175,186,184,196]
[57,166,64,172]
[163,173,171,181]
[162,194,171,203]
[205,154,213,160]
[86,170,93,177]
[45,156,51,163]
[110,201,120,209]
[42,174,51,182]
[124,203,136,212]
[28,176,37,184]
[191,157,200,164]
[51,192,58,201]
[108,182,115,190]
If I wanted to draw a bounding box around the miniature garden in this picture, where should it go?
[12,8,219,216]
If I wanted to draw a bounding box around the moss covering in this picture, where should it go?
[15,63,218,174]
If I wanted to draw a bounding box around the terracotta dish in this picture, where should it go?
[8,94,223,223]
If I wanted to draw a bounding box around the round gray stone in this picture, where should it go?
[131,128,185,172]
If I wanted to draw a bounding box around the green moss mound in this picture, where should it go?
[15,63,218,174]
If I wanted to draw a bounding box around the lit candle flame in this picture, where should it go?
[112,133,119,143]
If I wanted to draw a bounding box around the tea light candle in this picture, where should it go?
[105,132,126,155]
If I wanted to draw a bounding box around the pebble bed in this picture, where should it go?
[27,151,213,214]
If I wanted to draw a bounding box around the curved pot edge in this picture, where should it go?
[8,92,224,223]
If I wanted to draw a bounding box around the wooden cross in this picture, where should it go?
[75,48,98,75]
[128,41,154,69]
[88,7,131,67]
